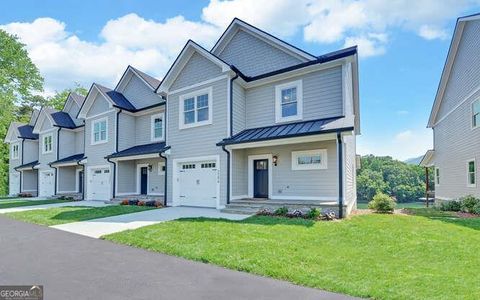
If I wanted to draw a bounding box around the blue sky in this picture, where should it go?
[1,0,480,160]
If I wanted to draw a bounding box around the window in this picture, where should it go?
[292,149,327,170]
[11,144,19,159]
[473,99,480,129]
[201,162,216,169]
[151,113,164,141]
[182,164,196,170]
[92,118,108,144]
[467,160,476,187]
[275,80,303,123]
[42,134,53,154]
[179,88,212,129]
[435,168,440,185]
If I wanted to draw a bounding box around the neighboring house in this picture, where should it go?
[157,19,360,216]
[423,13,480,201]
[77,66,165,201]
[32,93,86,198]
[4,110,40,196]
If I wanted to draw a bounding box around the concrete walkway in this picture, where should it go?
[0,200,109,214]
[52,207,249,238]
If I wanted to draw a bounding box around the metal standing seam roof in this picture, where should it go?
[51,111,77,128]
[50,154,85,165]
[106,142,168,159]
[217,117,354,145]
[96,84,136,111]
[17,125,38,140]
[14,160,39,170]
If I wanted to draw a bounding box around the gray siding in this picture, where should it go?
[8,139,22,172]
[245,66,343,128]
[22,169,37,191]
[75,130,84,154]
[116,158,165,195]
[170,52,223,91]
[84,111,116,166]
[23,140,39,163]
[88,93,110,116]
[59,130,75,159]
[232,81,246,135]
[65,101,82,126]
[232,149,247,196]
[137,158,165,195]
[38,130,58,170]
[121,74,162,108]
[437,20,480,121]
[118,113,135,151]
[217,29,304,77]
[135,110,164,145]
[57,167,77,192]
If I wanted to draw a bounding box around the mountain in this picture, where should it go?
[404,155,423,165]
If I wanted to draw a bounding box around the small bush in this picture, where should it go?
[439,200,461,212]
[138,201,145,206]
[145,200,156,207]
[154,201,163,208]
[274,206,289,216]
[286,209,304,218]
[256,208,273,216]
[120,199,129,205]
[128,199,139,206]
[473,202,480,215]
[306,208,321,219]
[460,195,480,213]
[368,192,396,213]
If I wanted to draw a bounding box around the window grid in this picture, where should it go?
[468,161,476,186]
[473,100,480,128]
[43,135,52,153]
[182,92,210,127]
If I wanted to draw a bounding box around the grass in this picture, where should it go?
[357,201,427,209]
[104,212,480,299]
[5,205,155,226]
[0,199,72,209]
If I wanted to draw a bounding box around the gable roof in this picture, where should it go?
[50,111,77,129]
[29,109,40,126]
[62,92,85,112]
[156,40,232,93]
[428,13,480,127]
[18,125,39,139]
[115,65,161,92]
[96,84,136,111]
[211,18,316,62]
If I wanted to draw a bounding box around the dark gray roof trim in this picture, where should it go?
[14,160,39,170]
[96,84,136,111]
[106,142,169,159]
[51,111,77,128]
[17,125,38,140]
[50,154,85,165]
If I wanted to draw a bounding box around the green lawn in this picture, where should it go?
[357,201,427,209]
[5,205,155,226]
[104,211,480,299]
[0,199,72,209]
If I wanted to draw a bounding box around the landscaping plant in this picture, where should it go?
[368,192,396,213]
[274,206,289,216]
[306,208,321,219]
[460,195,480,213]
[439,200,462,212]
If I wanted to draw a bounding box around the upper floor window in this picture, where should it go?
[275,80,303,123]
[291,149,327,170]
[435,168,440,185]
[42,134,53,154]
[11,144,19,159]
[92,117,108,145]
[467,160,476,187]
[179,87,212,129]
[151,113,164,141]
[472,99,480,129]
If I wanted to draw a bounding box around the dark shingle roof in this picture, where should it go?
[17,125,38,140]
[96,84,136,111]
[106,142,168,159]
[51,111,77,128]
[14,160,39,170]
[50,154,85,166]
[218,117,354,146]
[130,66,161,89]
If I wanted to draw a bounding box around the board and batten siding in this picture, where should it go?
[436,19,480,121]
[217,29,305,77]
[121,74,162,109]
[170,52,224,91]
[245,66,343,129]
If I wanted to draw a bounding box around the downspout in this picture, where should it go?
[17,138,25,193]
[221,145,231,205]
[159,151,168,206]
[229,74,239,137]
[49,127,61,196]
[108,109,122,200]
[77,159,86,200]
[336,132,344,219]
[106,157,116,199]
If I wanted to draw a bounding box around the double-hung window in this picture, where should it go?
[179,87,212,129]
[11,144,19,159]
[275,80,303,123]
[467,160,476,187]
[42,134,53,154]
[151,113,164,141]
[92,118,107,145]
[473,99,480,129]
[291,149,327,170]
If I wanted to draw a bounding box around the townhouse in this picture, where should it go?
[5,18,360,217]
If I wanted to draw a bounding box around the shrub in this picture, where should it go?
[439,200,461,212]
[274,206,288,216]
[128,199,139,206]
[256,208,273,216]
[286,209,304,218]
[154,201,163,208]
[145,200,156,207]
[368,192,396,213]
[473,202,480,215]
[306,208,321,219]
[460,195,480,213]
[138,201,145,206]
[120,199,129,205]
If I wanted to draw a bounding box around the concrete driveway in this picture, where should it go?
[0,200,109,214]
[52,207,249,238]
[0,216,358,300]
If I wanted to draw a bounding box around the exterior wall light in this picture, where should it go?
[273,155,278,166]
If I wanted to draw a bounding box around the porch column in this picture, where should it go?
[425,167,429,208]
[336,132,344,219]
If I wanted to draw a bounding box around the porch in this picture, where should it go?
[50,154,85,199]
[14,160,39,196]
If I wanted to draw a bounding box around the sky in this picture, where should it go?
[1,0,480,161]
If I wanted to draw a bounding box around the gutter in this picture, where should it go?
[336,132,344,219]
[159,147,170,207]
[221,145,231,205]
[17,138,26,194]
[108,109,122,200]
[106,157,117,199]
[48,127,61,196]
[112,101,165,113]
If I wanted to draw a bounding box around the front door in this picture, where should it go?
[140,167,148,195]
[78,171,84,193]
[253,159,269,198]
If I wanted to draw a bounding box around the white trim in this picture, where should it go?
[111,153,161,162]
[150,112,165,142]
[86,164,112,201]
[158,162,165,175]
[472,98,480,130]
[168,75,228,95]
[466,159,476,188]
[75,168,83,194]
[78,85,115,119]
[247,154,273,199]
[85,109,116,120]
[136,163,150,195]
[275,80,303,123]
[178,87,213,129]
[39,127,57,135]
[57,190,77,194]
[41,133,53,154]
[291,149,328,170]
[39,169,55,197]
[432,84,480,127]
[270,196,337,201]
[172,155,221,209]
[91,116,108,145]
[226,77,231,137]
[11,143,19,160]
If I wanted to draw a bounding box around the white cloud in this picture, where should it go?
[418,25,449,40]
[344,33,387,57]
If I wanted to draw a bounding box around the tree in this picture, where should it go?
[0,29,44,195]
[45,84,88,110]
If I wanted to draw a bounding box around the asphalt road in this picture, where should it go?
[0,216,358,300]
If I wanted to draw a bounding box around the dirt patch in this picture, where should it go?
[456,212,480,218]
[352,209,407,216]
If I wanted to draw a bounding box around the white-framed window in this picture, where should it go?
[158,162,165,175]
[435,168,440,186]
[11,143,19,160]
[91,117,108,145]
[472,99,480,129]
[42,134,53,154]
[291,149,327,170]
[275,80,303,123]
[151,113,165,141]
[467,160,476,187]
[179,87,213,129]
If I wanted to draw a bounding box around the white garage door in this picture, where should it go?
[87,168,111,200]
[177,161,218,208]
[39,171,55,197]
[9,173,20,196]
